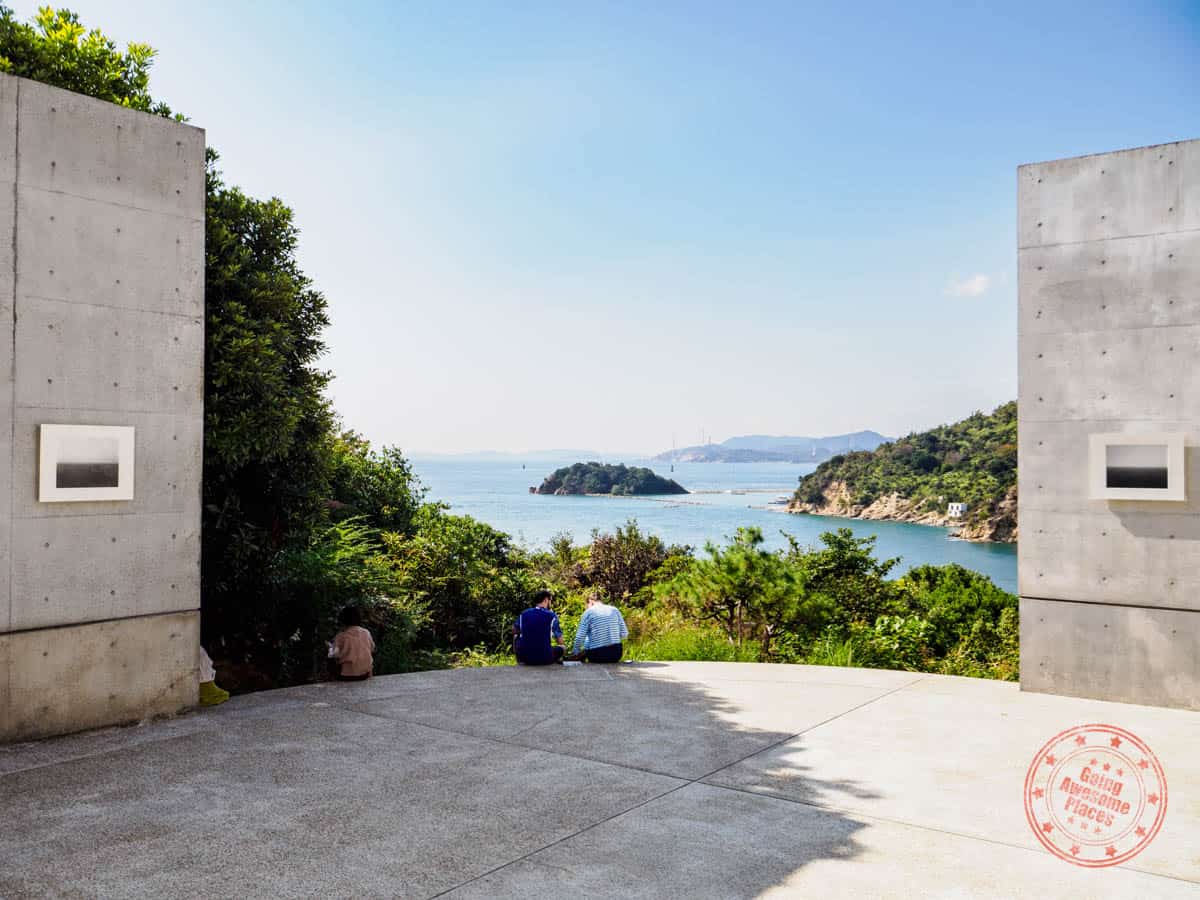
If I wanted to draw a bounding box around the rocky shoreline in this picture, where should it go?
[785,480,1017,543]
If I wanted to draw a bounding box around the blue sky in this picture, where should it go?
[20,1,1199,452]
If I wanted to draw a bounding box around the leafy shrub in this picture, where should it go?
[586,519,690,604]
[385,506,542,651]
[450,645,516,668]
[656,527,819,659]
[788,528,902,625]
[866,615,933,671]
[366,597,424,675]
[270,518,410,682]
[327,431,424,535]
[898,563,1015,653]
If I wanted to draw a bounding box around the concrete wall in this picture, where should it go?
[1018,139,1200,710]
[0,74,205,741]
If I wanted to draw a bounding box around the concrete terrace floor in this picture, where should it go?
[1,662,1198,899]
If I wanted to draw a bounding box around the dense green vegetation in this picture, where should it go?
[8,7,1018,689]
[794,401,1017,529]
[535,462,687,495]
[459,522,1019,680]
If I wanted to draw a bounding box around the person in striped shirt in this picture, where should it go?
[567,594,628,663]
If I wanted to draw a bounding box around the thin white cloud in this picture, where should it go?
[946,274,992,297]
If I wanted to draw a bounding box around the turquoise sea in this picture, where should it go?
[410,457,1018,594]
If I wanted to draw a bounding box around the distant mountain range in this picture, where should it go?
[653,431,891,464]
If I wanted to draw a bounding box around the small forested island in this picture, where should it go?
[787,401,1017,542]
[533,462,688,496]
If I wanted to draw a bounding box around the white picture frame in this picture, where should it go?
[38,424,136,502]
[1088,432,1186,501]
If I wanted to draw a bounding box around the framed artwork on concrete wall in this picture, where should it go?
[38,424,136,502]
[1088,433,1186,501]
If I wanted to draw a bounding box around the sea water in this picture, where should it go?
[410,457,1018,594]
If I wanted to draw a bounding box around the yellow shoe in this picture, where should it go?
[198,680,230,707]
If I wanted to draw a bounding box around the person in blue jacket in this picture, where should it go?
[513,589,565,665]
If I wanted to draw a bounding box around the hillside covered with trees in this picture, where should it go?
[534,462,687,496]
[789,402,1017,541]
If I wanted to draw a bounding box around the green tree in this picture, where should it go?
[386,506,541,650]
[787,528,901,623]
[898,563,1018,665]
[202,152,336,659]
[659,527,829,659]
[0,5,175,117]
[2,6,431,687]
[586,519,689,604]
[327,431,424,536]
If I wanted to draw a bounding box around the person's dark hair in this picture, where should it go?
[532,589,552,606]
[338,604,363,627]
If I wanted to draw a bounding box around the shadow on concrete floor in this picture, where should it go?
[0,662,893,899]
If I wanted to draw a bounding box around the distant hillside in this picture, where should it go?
[654,431,890,463]
[787,403,1017,542]
[533,462,688,496]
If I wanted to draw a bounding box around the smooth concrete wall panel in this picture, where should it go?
[0,162,13,634]
[0,392,10,630]
[14,296,203,414]
[0,179,14,282]
[15,78,204,219]
[1018,420,1198,514]
[1019,138,1200,709]
[11,408,201,520]
[0,635,9,736]
[1019,231,1200,337]
[0,72,204,739]
[1020,509,1200,609]
[1,611,199,742]
[1020,326,1200,423]
[1018,141,1200,249]
[1020,597,1200,710]
[17,185,203,316]
[9,512,199,631]
[0,73,16,181]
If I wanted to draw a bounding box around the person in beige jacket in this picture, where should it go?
[329,605,375,681]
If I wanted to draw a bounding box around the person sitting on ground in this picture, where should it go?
[197,646,229,707]
[567,593,628,663]
[329,604,375,681]
[513,589,565,666]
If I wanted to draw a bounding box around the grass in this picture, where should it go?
[446,617,760,668]
[627,625,760,662]
[804,632,866,668]
[449,645,515,668]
